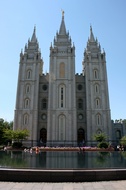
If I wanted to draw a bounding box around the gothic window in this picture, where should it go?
[116,130,121,139]
[27,70,32,79]
[94,69,98,79]
[61,87,63,107]
[94,84,100,94]
[78,99,83,109]
[96,113,102,125]
[59,62,65,78]
[25,84,30,94]
[59,85,65,108]
[95,98,100,109]
[24,98,30,109]
[41,99,47,110]
[23,114,29,125]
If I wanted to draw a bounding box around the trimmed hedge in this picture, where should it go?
[98,141,109,149]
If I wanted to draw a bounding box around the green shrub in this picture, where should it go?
[98,141,109,149]
[12,142,22,148]
[0,145,3,150]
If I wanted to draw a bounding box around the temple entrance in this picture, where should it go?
[78,128,85,146]
[40,128,47,145]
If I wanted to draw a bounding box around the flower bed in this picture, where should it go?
[32,146,114,152]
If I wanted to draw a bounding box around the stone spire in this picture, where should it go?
[21,26,40,57]
[27,26,39,52]
[85,25,101,53]
[59,10,66,35]
[31,26,37,42]
[89,25,95,42]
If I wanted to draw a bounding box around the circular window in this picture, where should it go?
[78,114,83,120]
[97,130,102,134]
[42,84,47,91]
[78,84,83,91]
[41,114,47,120]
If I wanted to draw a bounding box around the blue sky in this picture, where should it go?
[0,0,126,122]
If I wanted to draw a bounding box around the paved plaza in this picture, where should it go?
[0,180,126,190]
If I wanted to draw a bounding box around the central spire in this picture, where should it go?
[31,26,37,42]
[89,25,95,42]
[59,10,66,35]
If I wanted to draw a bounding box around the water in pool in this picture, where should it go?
[0,150,126,169]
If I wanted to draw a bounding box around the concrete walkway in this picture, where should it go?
[0,180,126,190]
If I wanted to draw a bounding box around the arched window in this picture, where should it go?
[116,130,121,140]
[27,70,32,79]
[59,62,65,78]
[41,99,47,110]
[96,113,102,125]
[59,84,65,108]
[25,84,30,94]
[78,99,83,109]
[94,84,100,94]
[23,114,29,125]
[94,69,98,79]
[24,98,30,109]
[95,98,100,109]
[61,87,63,107]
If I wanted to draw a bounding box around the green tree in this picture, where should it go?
[93,133,107,142]
[0,119,13,145]
[93,133,109,148]
[114,119,126,124]
[14,129,29,142]
[4,129,29,142]
[123,119,126,123]
[0,118,13,129]
[120,136,126,147]
[3,129,29,148]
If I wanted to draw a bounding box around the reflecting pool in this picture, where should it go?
[0,150,126,169]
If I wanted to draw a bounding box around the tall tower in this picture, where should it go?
[13,27,43,145]
[47,12,77,145]
[83,26,111,143]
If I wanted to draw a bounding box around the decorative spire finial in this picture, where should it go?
[61,9,64,17]
[59,9,66,35]
[34,25,36,33]
[89,25,95,42]
[31,25,37,42]
[90,25,92,33]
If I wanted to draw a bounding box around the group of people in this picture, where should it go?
[117,145,124,151]
[24,146,40,154]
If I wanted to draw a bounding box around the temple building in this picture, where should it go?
[13,13,112,146]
